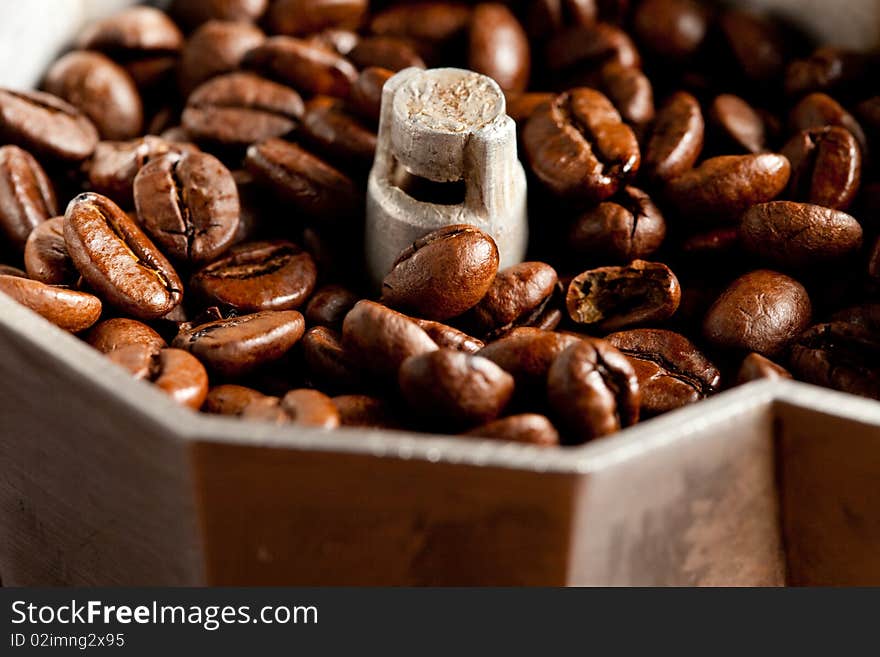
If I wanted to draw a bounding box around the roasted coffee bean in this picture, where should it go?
[134,150,240,263]
[23,217,77,286]
[399,349,514,428]
[190,240,316,312]
[64,192,183,319]
[413,319,485,353]
[243,36,358,98]
[525,0,596,41]
[703,269,811,357]
[830,304,880,330]
[183,72,304,147]
[0,89,98,162]
[304,284,359,328]
[302,325,364,391]
[267,0,367,36]
[239,395,291,423]
[279,389,341,428]
[173,310,304,376]
[679,227,740,261]
[606,328,720,416]
[463,413,560,446]
[342,300,438,379]
[86,317,167,354]
[203,383,267,415]
[719,9,787,83]
[566,260,681,331]
[170,0,268,29]
[736,352,792,384]
[523,88,640,202]
[468,4,530,93]
[789,92,867,155]
[643,91,703,182]
[306,29,360,57]
[43,51,143,141]
[245,138,359,218]
[781,127,861,210]
[110,344,209,410]
[545,22,640,77]
[300,98,377,169]
[347,67,394,126]
[332,394,402,429]
[709,94,766,154]
[381,224,499,321]
[547,338,639,443]
[468,262,557,337]
[568,186,665,262]
[479,327,582,391]
[177,20,266,95]
[785,47,873,97]
[590,62,654,132]
[504,91,553,125]
[347,36,425,72]
[0,274,101,332]
[633,0,708,59]
[0,265,27,278]
[665,153,790,224]
[370,2,472,53]
[790,322,880,400]
[0,145,57,250]
[740,201,863,268]
[870,238,880,281]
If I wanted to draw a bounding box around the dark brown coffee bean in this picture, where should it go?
[463,413,560,446]
[0,145,57,251]
[740,201,863,268]
[307,29,360,57]
[64,192,183,319]
[134,150,240,263]
[736,352,792,384]
[302,325,364,391]
[267,0,367,36]
[781,127,861,210]
[785,47,874,98]
[468,262,558,338]
[170,0,268,29]
[347,36,425,72]
[504,91,554,125]
[789,93,867,155]
[280,389,341,428]
[86,317,166,354]
[830,304,880,330]
[633,0,708,59]
[341,300,438,379]
[566,260,681,331]
[545,22,640,77]
[304,284,358,328]
[709,94,766,154]
[191,240,316,312]
[183,72,304,147]
[478,327,582,391]
[244,36,358,98]
[468,3,530,93]
[399,349,514,428]
[523,88,640,202]
[547,338,639,443]
[0,274,101,332]
[413,319,485,353]
[870,237,880,282]
[203,383,267,415]
[23,217,76,286]
[178,20,266,95]
[370,2,472,49]
[300,97,377,169]
[381,224,499,321]
[592,62,654,131]
[0,265,27,278]
[347,67,394,126]
[245,138,359,218]
[679,227,740,261]
[790,322,880,400]
[718,9,787,83]
[606,328,720,416]
[643,91,703,182]
[332,394,403,429]
[110,344,209,410]
[665,153,790,224]
[173,310,305,376]
[0,89,98,162]
[703,269,811,357]
[569,186,665,262]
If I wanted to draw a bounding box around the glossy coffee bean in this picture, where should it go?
[790,322,880,400]
[399,349,514,428]
[643,91,703,182]
[245,138,358,219]
[177,20,266,95]
[267,0,367,36]
[468,262,557,338]
[413,319,485,354]
[718,9,787,83]
[86,317,166,354]
[300,97,377,170]
[591,62,654,132]
[110,344,209,410]
[332,394,402,429]
[370,2,472,60]
[463,413,560,446]
[547,338,639,443]
[569,186,665,262]
[239,395,291,423]
[785,47,873,97]
[665,153,790,224]
[606,328,720,416]
[170,0,268,29]
[740,201,863,268]
[191,241,316,312]
[381,224,499,321]
[789,93,867,155]
[703,270,811,357]
[23,217,77,286]
[280,389,341,429]
[347,67,394,126]
[709,94,766,154]
[134,150,240,263]
[633,0,708,59]
[0,274,101,333]
[347,36,425,72]
[468,3,530,93]
[173,310,305,377]
[302,325,364,392]
[244,36,358,98]
[504,91,553,125]
[523,88,640,202]
[307,29,360,57]
[736,352,791,384]
[525,0,596,41]
[781,127,861,211]
[478,328,582,392]
[203,383,267,415]
[545,22,640,77]
[341,300,438,380]
[0,145,57,251]
[0,89,98,162]
[304,284,358,329]
[566,260,681,332]
[64,192,183,319]
[183,72,304,147]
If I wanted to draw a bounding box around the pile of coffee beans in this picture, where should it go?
[1,0,879,447]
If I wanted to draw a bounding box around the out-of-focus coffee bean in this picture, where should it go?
[790,322,880,400]
[718,9,788,83]
[0,145,57,251]
[280,388,340,428]
[468,3,530,93]
[300,97,377,170]
[525,0,597,41]
[789,92,867,155]
[347,67,393,126]
[785,47,874,97]
[736,352,792,384]
[266,0,367,37]
[545,22,640,78]
[463,413,560,446]
[170,0,268,30]
[0,274,101,332]
[347,36,425,72]
[633,0,708,59]
[709,94,766,154]
[332,394,403,429]
[177,20,265,95]
[504,91,553,125]
[302,325,364,392]
[243,36,358,98]
[0,90,98,162]
[203,383,267,415]
[305,284,359,328]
